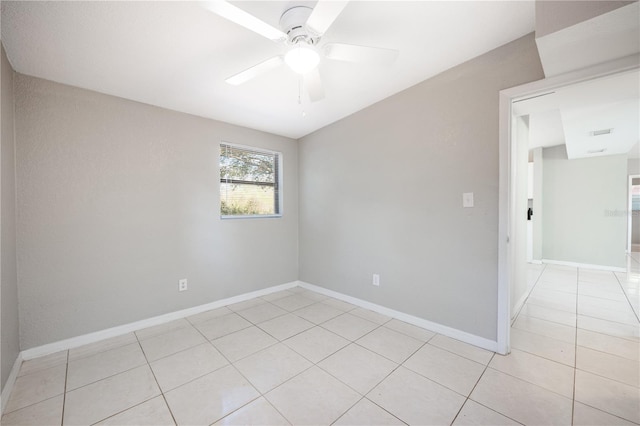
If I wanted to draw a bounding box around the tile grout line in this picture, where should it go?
[571,268,580,426]
[423,339,493,366]
[329,395,407,426]
[450,354,528,426]
[525,299,576,315]
[481,364,577,400]
[134,332,178,426]
[352,331,494,403]
[613,264,640,323]
[275,320,393,404]
[60,350,70,425]
[132,296,359,423]
[3,358,70,418]
[253,394,293,426]
[343,335,436,424]
[512,263,548,325]
[449,351,496,426]
[4,353,118,418]
[515,310,575,328]
[62,344,155,394]
[272,318,432,425]
[508,330,576,366]
[576,268,640,388]
[188,315,277,425]
[280,324,349,364]
[509,331,639,388]
[507,275,580,370]
[88,396,166,426]
[575,401,640,424]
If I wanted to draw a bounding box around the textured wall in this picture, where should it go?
[542,145,627,268]
[298,34,545,341]
[1,44,20,391]
[15,74,298,349]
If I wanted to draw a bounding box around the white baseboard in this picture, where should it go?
[529,259,543,265]
[20,278,498,365]
[21,281,298,361]
[1,353,23,415]
[297,281,498,353]
[541,259,625,273]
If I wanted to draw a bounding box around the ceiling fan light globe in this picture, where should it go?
[284,45,320,74]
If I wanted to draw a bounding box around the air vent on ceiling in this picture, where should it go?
[591,128,612,136]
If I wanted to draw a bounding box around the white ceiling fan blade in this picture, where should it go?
[305,68,324,102]
[225,56,284,85]
[306,1,349,36]
[323,43,399,66]
[204,1,287,42]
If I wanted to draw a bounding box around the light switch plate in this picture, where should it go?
[463,192,474,208]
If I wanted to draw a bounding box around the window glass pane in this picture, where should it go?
[220,183,275,215]
[220,146,275,183]
[220,144,280,217]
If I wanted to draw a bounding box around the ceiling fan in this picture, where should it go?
[205,0,399,102]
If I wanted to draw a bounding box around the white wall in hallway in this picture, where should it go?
[542,145,627,269]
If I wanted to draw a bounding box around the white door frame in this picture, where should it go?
[496,54,640,355]
[629,174,640,253]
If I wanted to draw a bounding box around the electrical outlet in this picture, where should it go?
[463,192,474,208]
[372,274,380,286]
[179,278,188,292]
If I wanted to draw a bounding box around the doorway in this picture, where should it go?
[496,56,640,354]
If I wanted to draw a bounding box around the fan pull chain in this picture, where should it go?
[298,75,306,117]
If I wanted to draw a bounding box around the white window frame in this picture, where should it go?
[219,142,283,220]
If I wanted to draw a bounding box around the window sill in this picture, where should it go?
[220,214,282,220]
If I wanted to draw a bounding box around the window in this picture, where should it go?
[220,143,281,217]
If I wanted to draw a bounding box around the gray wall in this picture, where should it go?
[535,0,634,38]
[542,145,627,268]
[629,158,640,175]
[298,34,544,341]
[1,44,20,391]
[15,74,299,349]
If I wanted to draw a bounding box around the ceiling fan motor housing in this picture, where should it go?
[280,6,318,46]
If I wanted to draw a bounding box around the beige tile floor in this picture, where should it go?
[2,258,639,425]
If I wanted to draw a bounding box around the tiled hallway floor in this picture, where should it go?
[3,259,639,425]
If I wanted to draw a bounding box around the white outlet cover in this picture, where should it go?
[463,192,474,208]
[372,274,380,286]
[179,279,188,291]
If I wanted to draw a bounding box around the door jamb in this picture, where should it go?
[629,174,640,253]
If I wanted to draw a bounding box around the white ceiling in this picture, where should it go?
[528,109,564,149]
[515,69,640,160]
[0,1,535,139]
